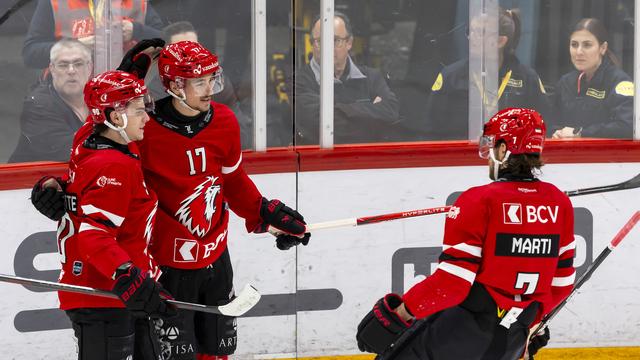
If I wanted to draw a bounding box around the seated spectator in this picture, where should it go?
[10,39,92,162]
[148,21,253,148]
[550,18,633,139]
[293,12,401,145]
[23,0,164,69]
[424,8,550,140]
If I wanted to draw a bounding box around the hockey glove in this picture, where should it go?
[255,197,308,237]
[356,293,412,354]
[527,326,550,358]
[112,264,177,318]
[117,38,165,79]
[31,176,66,221]
[276,232,311,251]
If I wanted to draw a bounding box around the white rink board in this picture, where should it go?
[0,162,639,359]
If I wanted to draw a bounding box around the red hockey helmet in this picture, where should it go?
[158,41,222,91]
[84,70,151,124]
[479,107,546,159]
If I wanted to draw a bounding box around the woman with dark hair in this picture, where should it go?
[424,8,550,140]
[551,18,633,139]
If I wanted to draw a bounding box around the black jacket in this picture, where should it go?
[9,78,83,163]
[425,55,550,140]
[551,57,633,138]
[23,0,164,69]
[293,60,401,144]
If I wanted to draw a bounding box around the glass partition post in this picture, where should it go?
[319,0,334,149]
[635,0,640,140]
[94,1,123,73]
[252,0,267,151]
[468,0,498,140]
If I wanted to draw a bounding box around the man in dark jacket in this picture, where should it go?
[10,39,92,162]
[294,12,400,145]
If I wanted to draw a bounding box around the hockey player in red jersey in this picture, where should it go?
[31,39,310,359]
[51,70,176,360]
[356,108,576,360]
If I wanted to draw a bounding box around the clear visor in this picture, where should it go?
[113,93,154,117]
[478,135,495,159]
[185,70,225,97]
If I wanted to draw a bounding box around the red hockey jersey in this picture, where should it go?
[58,128,159,310]
[139,101,262,269]
[403,179,575,322]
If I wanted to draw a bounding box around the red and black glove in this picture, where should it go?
[112,264,176,318]
[255,198,311,250]
[117,38,165,79]
[356,293,413,354]
[31,176,66,221]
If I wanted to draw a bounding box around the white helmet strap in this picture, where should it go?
[104,112,132,144]
[490,149,511,180]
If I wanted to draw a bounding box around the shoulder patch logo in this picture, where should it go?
[615,81,634,97]
[431,73,443,91]
[96,176,122,187]
[175,176,221,237]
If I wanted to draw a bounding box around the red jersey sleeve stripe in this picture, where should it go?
[437,262,477,284]
[558,241,576,256]
[81,204,125,227]
[443,243,483,257]
[79,222,108,233]
[552,272,576,287]
[221,153,242,174]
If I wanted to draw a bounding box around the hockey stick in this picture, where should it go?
[520,210,640,359]
[276,172,640,235]
[0,274,261,317]
[0,0,33,27]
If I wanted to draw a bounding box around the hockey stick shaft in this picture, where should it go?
[295,172,640,233]
[0,0,33,26]
[533,210,640,335]
[0,273,261,317]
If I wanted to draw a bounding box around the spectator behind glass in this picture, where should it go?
[9,39,92,163]
[23,0,164,69]
[550,18,633,139]
[146,21,253,148]
[293,12,401,145]
[424,8,550,140]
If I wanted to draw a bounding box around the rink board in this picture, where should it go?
[0,162,639,359]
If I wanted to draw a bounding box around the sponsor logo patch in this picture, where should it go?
[72,261,83,276]
[96,176,122,187]
[615,81,634,96]
[586,88,605,99]
[507,78,523,88]
[174,238,198,262]
[503,203,522,224]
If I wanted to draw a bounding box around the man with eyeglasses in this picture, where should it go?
[294,11,401,145]
[10,38,93,162]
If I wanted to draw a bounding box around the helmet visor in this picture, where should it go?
[478,135,495,159]
[185,70,225,97]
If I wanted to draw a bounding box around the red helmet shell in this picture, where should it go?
[158,41,220,88]
[482,108,546,155]
[84,70,148,124]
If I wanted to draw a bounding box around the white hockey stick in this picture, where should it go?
[0,273,261,317]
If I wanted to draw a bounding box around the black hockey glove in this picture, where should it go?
[117,38,165,79]
[112,264,177,318]
[356,293,412,354]
[276,233,311,251]
[255,197,308,237]
[31,176,66,221]
[527,326,550,358]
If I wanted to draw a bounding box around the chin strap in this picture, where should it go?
[490,149,511,180]
[166,88,201,113]
[104,113,132,143]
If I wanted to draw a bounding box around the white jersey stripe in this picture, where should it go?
[552,272,576,287]
[79,222,107,233]
[437,262,476,284]
[443,243,482,257]
[81,204,125,227]
[558,241,576,256]
[221,153,242,174]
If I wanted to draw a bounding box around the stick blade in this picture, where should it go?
[218,284,261,316]
[623,172,640,190]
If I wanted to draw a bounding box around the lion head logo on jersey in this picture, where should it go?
[175,176,221,237]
